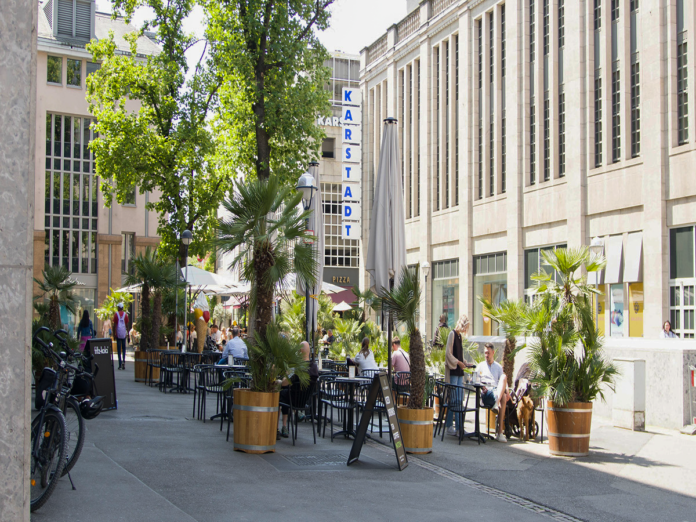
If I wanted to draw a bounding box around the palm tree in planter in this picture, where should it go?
[34,265,79,330]
[504,247,618,456]
[216,174,316,453]
[379,264,433,454]
[479,298,525,387]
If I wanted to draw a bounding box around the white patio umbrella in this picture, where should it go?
[332,301,353,312]
[365,117,407,382]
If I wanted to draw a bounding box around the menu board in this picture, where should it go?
[85,338,117,410]
[347,372,408,471]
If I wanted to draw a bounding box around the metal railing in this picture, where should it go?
[396,9,421,44]
[366,34,388,65]
[432,0,456,17]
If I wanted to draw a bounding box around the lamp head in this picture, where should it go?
[422,261,430,277]
[589,236,604,256]
[182,229,193,246]
[296,172,317,209]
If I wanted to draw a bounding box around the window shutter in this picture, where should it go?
[43,0,54,29]
[57,0,73,36]
[75,1,91,39]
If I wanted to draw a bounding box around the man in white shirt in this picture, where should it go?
[221,327,248,363]
[475,343,509,442]
[211,324,222,349]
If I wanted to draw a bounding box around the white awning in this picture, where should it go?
[623,232,643,282]
[604,235,624,284]
[587,267,604,285]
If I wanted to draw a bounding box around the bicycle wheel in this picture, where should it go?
[30,410,68,512]
[62,397,85,476]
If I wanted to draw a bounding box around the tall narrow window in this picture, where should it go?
[445,40,450,208]
[408,64,413,218]
[478,19,484,199]
[455,35,460,205]
[530,0,536,185]
[594,0,603,167]
[630,0,640,157]
[400,69,405,196]
[677,0,689,145]
[611,0,621,162]
[489,14,495,196]
[558,0,565,176]
[543,0,550,181]
[435,46,440,210]
[417,60,421,216]
[501,6,507,192]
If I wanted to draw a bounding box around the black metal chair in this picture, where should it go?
[222,369,251,441]
[393,371,411,405]
[439,382,475,445]
[355,381,388,438]
[158,352,183,392]
[232,357,249,366]
[319,378,358,441]
[432,379,448,438]
[191,364,214,419]
[146,349,164,387]
[279,380,317,445]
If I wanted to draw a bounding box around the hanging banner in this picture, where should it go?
[342,86,362,106]
[341,86,362,240]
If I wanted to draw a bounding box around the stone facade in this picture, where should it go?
[0,0,37,518]
[360,0,696,341]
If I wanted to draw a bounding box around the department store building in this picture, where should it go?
[359,0,696,344]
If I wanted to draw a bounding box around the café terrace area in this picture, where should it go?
[34,358,696,522]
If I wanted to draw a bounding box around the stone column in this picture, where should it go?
[0,0,37,519]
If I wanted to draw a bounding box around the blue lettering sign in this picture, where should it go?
[345,166,352,178]
[344,128,352,141]
[345,224,352,236]
[344,186,353,199]
[344,205,352,218]
[345,147,351,160]
[344,90,352,102]
[344,109,353,122]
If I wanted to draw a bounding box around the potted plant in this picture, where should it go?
[379,265,433,454]
[479,298,524,390]
[231,323,308,453]
[492,247,618,456]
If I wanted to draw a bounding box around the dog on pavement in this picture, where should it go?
[517,396,534,442]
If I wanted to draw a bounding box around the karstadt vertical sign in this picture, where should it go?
[341,87,362,240]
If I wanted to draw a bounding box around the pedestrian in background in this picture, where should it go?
[113,303,130,370]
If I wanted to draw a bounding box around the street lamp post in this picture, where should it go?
[589,236,605,328]
[422,261,430,348]
[182,229,193,352]
[296,171,317,350]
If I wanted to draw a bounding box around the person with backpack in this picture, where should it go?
[112,303,130,370]
[77,310,95,352]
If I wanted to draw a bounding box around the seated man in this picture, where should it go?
[475,343,510,443]
[278,341,318,438]
[218,327,248,364]
[391,337,410,372]
[326,330,335,345]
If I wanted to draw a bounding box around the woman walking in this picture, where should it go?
[77,310,95,352]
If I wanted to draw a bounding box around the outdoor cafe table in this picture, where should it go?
[331,376,372,440]
[462,382,493,444]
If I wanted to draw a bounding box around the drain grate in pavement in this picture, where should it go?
[283,454,348,467]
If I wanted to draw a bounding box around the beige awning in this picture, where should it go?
[623,232,643,283]
[604,235,624,284]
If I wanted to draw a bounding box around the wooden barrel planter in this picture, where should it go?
[233,389,279,454]
[397,406,434,454]
[133,350,148,383]
[547,401,593,457]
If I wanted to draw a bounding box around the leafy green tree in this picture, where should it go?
[205,0,333,183]
[351,286,379,324]
[86,0,229,265]
[216,175,316,338]
[34,265,79,331]
[479,298,525,387]
[95,289,135,322]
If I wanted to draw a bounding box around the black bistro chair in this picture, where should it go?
[392,371,411,406]
[319,377,357,441]
[439,382,476,445]
[279,380,317,445]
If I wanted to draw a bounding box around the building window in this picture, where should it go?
[524,244,567,301]
[321,138,335,159]
[669,226,695,338]
[435,46,440,211]
[44,113,98,274]
[543,96,550,181]
[612,62,621,162]
[67,59,81,87]
[677,0,689,145]
[322,183,360,268]
[609,284,625,337]
[488,14,495,197]
[559,90,565,176]
[478,19,483,199]
[628,282,644,337]
[594,75,603,167]
[455,34,460,205]
[47,55,62,84]
[501,7,506,193]
[432,259,459,331]
[121,232,135,274]
[445,40,450,209]
[529,0,536,185]
[57,0,93,39]
[630,1,640,157]
[474,252,507,335]
[124,186,136,206]
[86,61,100,77]
[416,59,421,217]
[407,64,413,219]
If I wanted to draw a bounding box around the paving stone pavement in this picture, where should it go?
[31,360,696,522]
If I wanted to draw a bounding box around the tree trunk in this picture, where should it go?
[152,291,162,349]
[253,243,274,339]
[253,69,271,180]
[503,338,516,388]
[49,296,60,331]
[407,330,426,409]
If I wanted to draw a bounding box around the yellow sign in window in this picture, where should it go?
[629,283,644,337]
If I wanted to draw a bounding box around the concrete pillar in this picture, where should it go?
[0,0,37,518]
